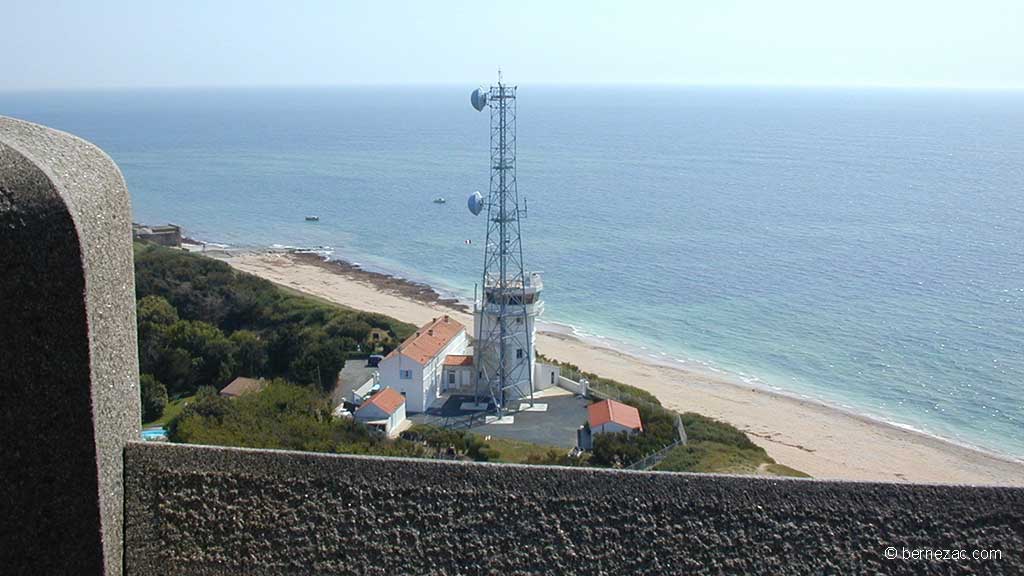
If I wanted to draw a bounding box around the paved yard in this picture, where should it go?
[409,388,589,449]
[334,359,377,407]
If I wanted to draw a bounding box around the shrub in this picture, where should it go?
[139,373,168,423]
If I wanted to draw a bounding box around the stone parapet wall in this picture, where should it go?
[125,442,1024,575]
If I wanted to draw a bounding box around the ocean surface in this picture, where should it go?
[4,86,1022,459]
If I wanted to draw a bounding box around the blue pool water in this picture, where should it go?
[141,428,167,440]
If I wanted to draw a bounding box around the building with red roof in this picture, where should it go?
[378,315,469,412]
[219,377,267,399]
[355,387,407,438]
[587,399,643,436]
[442,354,474,390]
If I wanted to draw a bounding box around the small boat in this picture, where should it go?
[433,197,446,204]
[305,216,320,222]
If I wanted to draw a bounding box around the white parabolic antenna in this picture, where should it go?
[467,190,484,215]
[471,88,488,112]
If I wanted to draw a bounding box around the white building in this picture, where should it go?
[474,271,546,406]
[355,387,406,438]
[442,354,475,392]
[378,315,469,412]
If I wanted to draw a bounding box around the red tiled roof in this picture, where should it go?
[443,354,474,367]
[385,315,465,364]
[219,377,266,398]
[587,399,643,432]
[358,387,405,416]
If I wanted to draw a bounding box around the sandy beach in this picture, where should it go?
[208,248,1024,486]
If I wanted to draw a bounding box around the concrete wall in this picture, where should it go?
[1,116,140,575]
[558,375,586,395]
[124,442,1024,576]
[593,421,640,436]
[534,361,560,390]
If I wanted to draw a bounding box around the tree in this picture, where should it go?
[230,330,267,377]
[137,295,179,332]
[137,295,180,379]
[164,320,238,395]
[287,328,346,391]
[153,346,193,396]
[139,373,168,423]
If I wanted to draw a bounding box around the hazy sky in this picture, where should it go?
[4,0,1022,90]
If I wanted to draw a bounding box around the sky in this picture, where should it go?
[3,0,1023,91]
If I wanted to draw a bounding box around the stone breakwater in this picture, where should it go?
[125,443,1024,575]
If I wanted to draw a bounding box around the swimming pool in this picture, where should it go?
[141,427,167,441]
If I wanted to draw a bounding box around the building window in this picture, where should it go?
[448,372,455,385]
[516,348,524,359]
[400,369,412,380]
[550,372,555,384]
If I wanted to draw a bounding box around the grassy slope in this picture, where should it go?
[475,435,568,464]
[143,394,195,428]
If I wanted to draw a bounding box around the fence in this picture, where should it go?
[626,438,685,471]
[578,378,688,467]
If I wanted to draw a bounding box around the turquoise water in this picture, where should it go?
[4,86,1022,458]
[141,428,167,440]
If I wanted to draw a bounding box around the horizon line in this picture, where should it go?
[3,80,1024,94]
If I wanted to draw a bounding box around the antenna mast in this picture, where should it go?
[468,74,539,416]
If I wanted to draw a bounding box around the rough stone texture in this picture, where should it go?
[0,116,140,575]
[125,443,1024,575]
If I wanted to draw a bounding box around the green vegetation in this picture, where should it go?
[541,355,807,477]
[133,242,415,422]
[761,463,811,478]
[398,426,588,465]
[139,373,168,423]
[475,435,588,466]
[169,380,425,455]
[132,243,804,477]
[401,425,501,462]
[143,394,194,428]
[653,413,807,476]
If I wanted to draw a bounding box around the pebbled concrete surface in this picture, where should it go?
[0,116,139,575]
[125,442,1024,575]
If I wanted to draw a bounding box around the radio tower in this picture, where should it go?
[467,73,543,416]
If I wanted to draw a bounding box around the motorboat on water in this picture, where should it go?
[305,215,320,221]
[433,197,446,204]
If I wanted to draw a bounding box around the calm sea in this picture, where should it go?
[4,86,1022,458]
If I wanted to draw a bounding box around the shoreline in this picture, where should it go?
[203,245,1024,485]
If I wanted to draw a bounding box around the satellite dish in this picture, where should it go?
[468,191,484,215]
[471,88,488,111]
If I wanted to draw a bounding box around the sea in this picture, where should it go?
[3,86,1021,459]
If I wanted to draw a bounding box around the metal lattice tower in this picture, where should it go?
[469,74,540,415]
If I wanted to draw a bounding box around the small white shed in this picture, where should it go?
[355,387,407,438]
